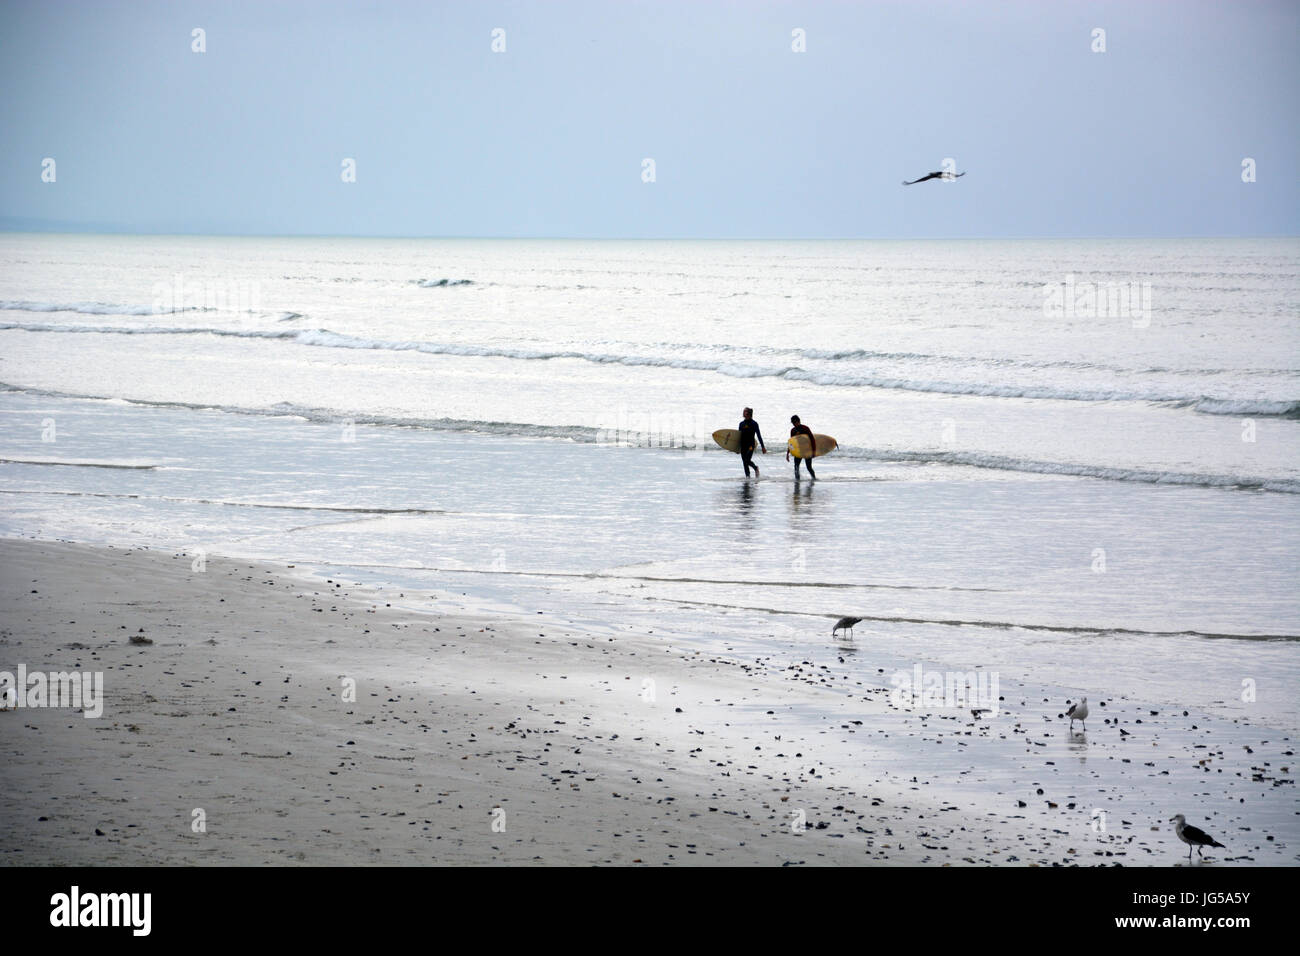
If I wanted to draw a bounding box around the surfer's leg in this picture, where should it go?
[807,459,816,480]
[741,446,754,476]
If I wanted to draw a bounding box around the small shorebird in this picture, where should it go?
[1066,697,1089,732]
[832,616,863,638]
[1170,814,1225,861]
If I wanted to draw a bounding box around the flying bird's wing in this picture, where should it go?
[903,171,967,185]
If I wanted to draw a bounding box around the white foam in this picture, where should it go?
[0,300,211,316]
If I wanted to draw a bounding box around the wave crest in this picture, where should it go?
[0,300,214,316]
[3,321,1297,417]
[2,380,1295,494]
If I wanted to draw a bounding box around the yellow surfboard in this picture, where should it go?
[787,433,837,459]
[712,429,744,453]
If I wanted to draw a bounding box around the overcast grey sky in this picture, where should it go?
[1,0,1296,238]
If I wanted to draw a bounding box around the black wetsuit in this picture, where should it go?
[738,418,765,476]
[790,424,816,479]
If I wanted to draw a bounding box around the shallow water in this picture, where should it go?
[2,389,1296,736]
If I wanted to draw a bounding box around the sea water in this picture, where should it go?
[2,234,1297,736]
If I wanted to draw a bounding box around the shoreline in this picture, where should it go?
[1,538,1293,866]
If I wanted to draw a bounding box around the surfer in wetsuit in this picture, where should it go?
[787,415,816,480]
[738,407,766,477]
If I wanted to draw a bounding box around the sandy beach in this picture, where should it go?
[0,538,927,866]
[2,537,1291,867]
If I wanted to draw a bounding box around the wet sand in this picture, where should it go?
[0,539,1291,866]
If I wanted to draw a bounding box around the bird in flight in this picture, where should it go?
[1170,814,1225,861]
[902,170,966,185]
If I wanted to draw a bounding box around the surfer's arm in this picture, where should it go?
[756,424,766,452]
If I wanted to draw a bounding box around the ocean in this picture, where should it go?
[2,233,1298,737]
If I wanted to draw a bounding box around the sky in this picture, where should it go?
[1,0,1296,238]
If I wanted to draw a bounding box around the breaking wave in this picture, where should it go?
[843,447,1300,494]
[4,320,1295,416]
[0,300,214,316]
[2,381,1295,494]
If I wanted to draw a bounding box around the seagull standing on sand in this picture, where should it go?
[832,616,863,638]
[1170,814,1225,861]
[1066,697,1089,732]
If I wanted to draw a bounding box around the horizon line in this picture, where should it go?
[3,228,1297,242]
